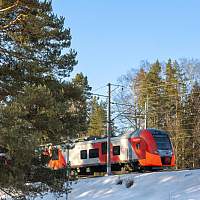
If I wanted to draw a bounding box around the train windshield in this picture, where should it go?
[0,146,7,153]
[151,130,172,150]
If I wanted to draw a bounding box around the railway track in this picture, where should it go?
[76,168,200,179]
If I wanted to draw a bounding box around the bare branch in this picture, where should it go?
[0,0,20,12]
[0,0,24,30]
[0,13,26,30]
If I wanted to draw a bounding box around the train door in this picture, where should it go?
[129,137,147,160]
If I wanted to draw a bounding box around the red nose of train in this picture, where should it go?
[131,129,175,167]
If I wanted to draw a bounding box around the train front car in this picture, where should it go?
[130,129,175,169]
[150,129,175,167]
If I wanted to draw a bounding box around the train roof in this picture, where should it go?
[74,136,122,145]
[146,128,169,135]
[117,128,169,138]
[73,129,169,145]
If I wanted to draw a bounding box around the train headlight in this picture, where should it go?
[169,151,173,156]
[165,150,173,156]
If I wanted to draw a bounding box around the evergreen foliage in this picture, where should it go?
[72,73,92,136]
[132,67,146,107]
[88,97,107,137]
[144,60,164,128]
[0,0,91,198]
[182,82,200,168]
[116,59,200,169]
[0,0,77,100]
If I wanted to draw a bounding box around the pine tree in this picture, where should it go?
[131,68,147,128]
[145,60,164,128]
[183,83,200,168]
[71,73,92,136]
[163,60,188,168]
[0,0,81,197]
[0,85,60,193]
[164,59,179,128]
[88,97,107,137]
[132,67,146,108]
[0,0,77,101]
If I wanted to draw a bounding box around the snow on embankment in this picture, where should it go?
[2,170,200,200]
[70,170,200,200]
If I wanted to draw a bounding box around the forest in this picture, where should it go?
[0,0,199,199]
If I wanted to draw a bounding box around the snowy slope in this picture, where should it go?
[1,169,200,200]
[70,169,200,200]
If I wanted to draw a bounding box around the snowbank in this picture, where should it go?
[2,169,200,200]
[70,169,200,200]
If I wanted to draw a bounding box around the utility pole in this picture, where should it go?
[66,139,70,200]
[144,95,148,129]
[134,103,138,129]
[192,141,195,168]
[64,138,75,200]
[107,83,112,175]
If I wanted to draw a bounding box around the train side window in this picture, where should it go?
[0,146,8,153]
[102,142,107,154]
[89,148,99,158]
[113,146,120,155]
[80,150,87,159]
[51,148,59,160]
[136,143,140,150]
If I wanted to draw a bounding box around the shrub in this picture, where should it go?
[125,179,134,188]
[116,177,123,185]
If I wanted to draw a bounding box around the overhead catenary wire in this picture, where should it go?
[90,88,199,113]
[88,82,199,128]
[92,85,107,93]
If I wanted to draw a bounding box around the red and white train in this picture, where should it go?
[0,128,175,174]
[58,128,175,173]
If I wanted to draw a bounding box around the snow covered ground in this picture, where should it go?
[70,169,200,200]
[1,169,200,200]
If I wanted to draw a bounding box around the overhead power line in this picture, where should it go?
[90,92,108,98]
[92,85,107,92]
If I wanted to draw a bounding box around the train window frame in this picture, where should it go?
[0,146,7,153]
[131,129,141,137]
[113,146,120,156]
[51,148,59,160]
[136,143,140,150]
[80,150,87,159]
[153,135,172,150]
[101,142,107,155]
[150,129,172,150]
[89,148,99,158]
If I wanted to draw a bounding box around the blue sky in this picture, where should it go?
[52,0,200,91]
